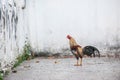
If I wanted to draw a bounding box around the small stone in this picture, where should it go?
[24,65,30,68]
[36,61,39,63]
[12,70,17,73]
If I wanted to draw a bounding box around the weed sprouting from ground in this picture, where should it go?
[13,43,32,68]
[0,71,3,80]
[0,75,3,80]
[13,53,29,68]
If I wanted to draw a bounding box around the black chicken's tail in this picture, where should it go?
[83,46,100,57]
[93,46,100,57]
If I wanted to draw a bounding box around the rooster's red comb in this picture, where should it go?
[67,35,71,39]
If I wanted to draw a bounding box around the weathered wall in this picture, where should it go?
[27,0,120,53]
[0,0,28,70]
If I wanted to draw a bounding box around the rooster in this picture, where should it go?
[67,35,83,66]
[67,35,100,66]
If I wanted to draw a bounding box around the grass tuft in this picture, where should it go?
[13,43,32,68]
[0,72,3,80]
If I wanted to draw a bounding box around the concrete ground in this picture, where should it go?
[4,57,120,80]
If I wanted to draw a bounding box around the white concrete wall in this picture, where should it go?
[0,0,28,70]
[27,0,120,53]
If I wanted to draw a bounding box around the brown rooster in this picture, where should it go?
[67,35,83,66]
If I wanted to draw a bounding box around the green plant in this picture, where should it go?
[0,72,3,80]
[23,43,31,55]
[13,53,29,68]
[13,43,32,68]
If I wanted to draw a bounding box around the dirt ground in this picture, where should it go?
[4,57,120,80]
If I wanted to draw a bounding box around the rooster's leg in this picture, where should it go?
[74,59,79,66]
[74,54,79,66]
[71,50,80,66]
[77,52,82,66]
[79,58,82,66]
